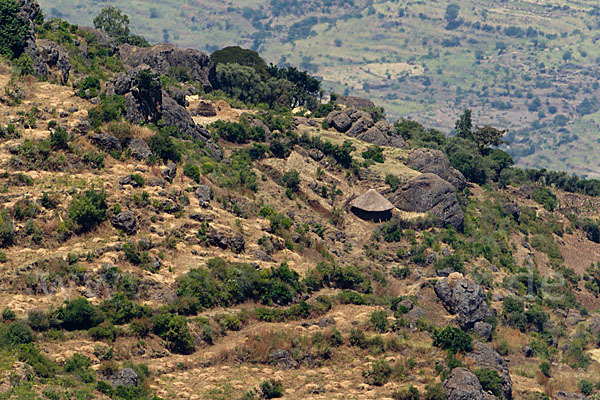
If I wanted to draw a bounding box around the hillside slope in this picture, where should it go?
[38,0,600,177]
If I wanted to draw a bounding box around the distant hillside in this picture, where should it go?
[37,0,600,177]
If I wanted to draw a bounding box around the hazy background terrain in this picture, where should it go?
[39,0,600,176]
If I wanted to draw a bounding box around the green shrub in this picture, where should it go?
[149,127,181,163]
[1,307,15,321]
[473,368,503,398]
[393,385,420,400]
[209,120,265,143]
[0,211,15,247]
[260,379,283,399]
[369,310,389,332]
[100,293,151,325]
[184,163,201,183]
[434,255,464,274]
[349,328,367,348]
[432,326,472,353]
[385,174,401,191]
[424,383,446,400]
[151,313,195,354]
[1,321,34,345]
[58,297,104,331]
[89,95,126,129]
[18,345,57,378]
[50,126,70,150]
[579,379,594,396]
[88,321,117,342]
[363,359,391,386]
[282,169,300,192]
[532,186,557,212]
[68,189,107,233]
[76,76,101,98]
[64,353,94,383]
[362,146,384,163]
[12,53,34,76]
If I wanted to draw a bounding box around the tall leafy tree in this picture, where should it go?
[455,109,473,140]
[93,6,130,40]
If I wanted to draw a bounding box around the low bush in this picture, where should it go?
[260,379,283,399]
[363,359,391,386]
[473,368,503,398]
[432,326,472,353]
[68,189,108,233]
[151,313,195,354]
[57,297,104,331]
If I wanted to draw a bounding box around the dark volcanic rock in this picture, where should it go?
[90,133,122,151]
[389,173,464,229]
[121,43,214,92]
[357,120,406,148]
[195,185,212,207]
[37,39,71,84]
[161,92,210,141]
[466,341,513,400]
[346,114,374,137]
[326,111,352,133]
[111,211,137,234]
[128,138,152,160]
[107,66,163,125]
[406,148,466,190]
[161,162,177,182]
[269,349,298,370]
[554,392,587,400]
[109,368,138,388]
[229,235,245,254]
[502,202,520,221]
[472,321,493,341]
[434,275,491,329]
[78,27,118,55]
[443,368,495,400]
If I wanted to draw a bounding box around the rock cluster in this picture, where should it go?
[443,368,495,400]
[405,148,466,190]
[389,173,464,229]
[467,341,513,400]
[434,274,491,329]
[325,108,405,148]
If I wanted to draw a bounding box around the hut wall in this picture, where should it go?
[350,207,392,222]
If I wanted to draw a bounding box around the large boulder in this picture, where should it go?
[161,92,210,141]
[111,211,137,234]
[406,148,466,190]
[326,111,352,133]
[434,274,491,329]
[389,173,464,229]
[346,112,374,137]
[128,138,152,160]
[120,44,214,92]
[90,133,122,152]
[77,27,118,56]
[106,66,163,125]
[357,120,406,148]
[15,0,71,83]
[443,368,495,400]
[195,185,212,207]
[466,341,513,400]
[108,368,138,388]
[37,39,71,84]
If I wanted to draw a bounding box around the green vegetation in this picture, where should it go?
[68,189,108,233]
[0,0,30,59]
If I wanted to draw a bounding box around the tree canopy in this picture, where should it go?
[0,0,29,59]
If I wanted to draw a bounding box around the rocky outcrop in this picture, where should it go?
[161,162,177,182]
[434,274,491,329]
[346,110,374,137]
[108,368,138,388]
[472,321,493,341]
[195,185,212,207]
[111,211,137,234]
[443,368,495,400]
[161,92,210,141]
[106,66,163,125]
[120,43,214,92]
[356,120,406,148]
[90,133,122,152]
[326,111,352,133]
[554,392,587,400]
[389,173,464,229]
[466,341,513,400]
[16,0,71,83]
[405,148,466,190]
[77,27,118,56]
[37,40,71,84]
[269,349,298,370]
[128,138,152,160]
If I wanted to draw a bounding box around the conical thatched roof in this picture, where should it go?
[349,189,395,212]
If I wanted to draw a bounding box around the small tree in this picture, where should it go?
[454,109,473,140]
[69,189,108,233]
[282,170,300,192]
[472,125,507,150]
[93,6,130,39]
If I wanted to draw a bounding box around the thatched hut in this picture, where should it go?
[349,189,395,222]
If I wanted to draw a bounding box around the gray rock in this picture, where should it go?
[229,235,245,254]
[317,317,336,327]
[120,43,214,92]
[566,309,584,326]
[434,276,491,329]
[590,317,600,334]
[502,202,520,221]
[109,368,138,388]
[555,392,587,400]
[37,39,71,84]
[406,148,466,190]
[357,120,406,148]
[90,133,122,151]
[405,306,426,321]
[161,92,210,141]
[466,341,513,400]
[162,162,177,182]
[111,211,137,234]
[269,349,298,370]
[195,185,212,207]
[389,173,464,229]
[443,367,495,400]
[346,115,374,137]
[128,138,152,160]
[522,346,533,357]
[472,321,493,341]
[336,95,375,109]
[326,111,352,133]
